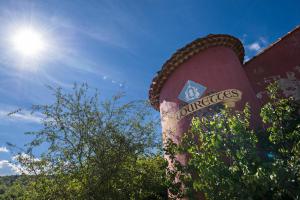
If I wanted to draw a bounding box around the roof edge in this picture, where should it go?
[149,34,245,110]
[245,25,300,65]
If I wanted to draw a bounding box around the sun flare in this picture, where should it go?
[11,27,46,57]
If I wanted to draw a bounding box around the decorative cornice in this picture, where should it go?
[149,34,245,110]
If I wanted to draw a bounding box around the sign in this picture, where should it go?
[178,80,206,103]
[175,89,242,121]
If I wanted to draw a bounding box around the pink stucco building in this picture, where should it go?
[148,26,300,198]
[149,25,300,144]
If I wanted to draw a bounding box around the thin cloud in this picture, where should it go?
[0,160,21,175]
[79,27,130,50]
[7,111,42,124]
[12,152,40,163]
[0,8,126,95]
[12,153,46,175]
[0,152,43,175]
[0,146,9,153]
[246,37,269,53]
[248,42,262,52]
[243,36,270,62]
[259,37,268,45]
[0,106,43,124]
[49,14,131,51]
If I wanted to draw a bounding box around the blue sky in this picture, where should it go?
[0,0,299,175]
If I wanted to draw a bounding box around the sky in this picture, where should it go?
[0,0,299,175]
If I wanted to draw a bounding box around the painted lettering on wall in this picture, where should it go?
[160,89,242,141]
[176,89,242,121]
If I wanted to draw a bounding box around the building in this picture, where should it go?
[148,25,300,174]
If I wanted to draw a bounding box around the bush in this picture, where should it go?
[165,83,300,200]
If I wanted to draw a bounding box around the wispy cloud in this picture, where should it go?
[248,42,262,52]
[0,152,41,175]
[246,37,269,53]
[0,146,9,153]
[0,160,21,175]
[7,111,42,123]
[12,152,40,162]
[11,153,44,175]
[0,106,43,124]
[244,36,270,60]
[0,153,39,176]
[259,36,268,45]
[0,6,129,100]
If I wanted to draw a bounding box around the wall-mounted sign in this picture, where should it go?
[160,89,242,141]
[176,89,242,121]
[178,80,206,103]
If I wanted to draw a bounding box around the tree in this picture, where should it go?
[0,175,27,200]
[10,83,168,200]
[165,83,300,199]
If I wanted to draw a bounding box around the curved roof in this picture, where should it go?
[149,34,245,110]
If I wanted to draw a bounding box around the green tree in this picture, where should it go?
[10,84,167,200]
[165,83,300,199]
[0,176,28,200]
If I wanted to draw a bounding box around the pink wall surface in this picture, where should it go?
[156,27,300,199]
[159,46,260,143]
[159,45,261,200]
[244,27,300,103]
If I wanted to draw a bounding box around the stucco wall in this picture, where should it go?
[159,46,260,146]
[244,27,300,103]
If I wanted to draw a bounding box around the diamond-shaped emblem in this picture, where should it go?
[178,80,206,103]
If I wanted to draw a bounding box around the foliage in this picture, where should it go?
[165,83,300,200]
[7,83,167,200]
[0,175,27,200]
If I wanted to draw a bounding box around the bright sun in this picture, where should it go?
[11,27,46,57]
